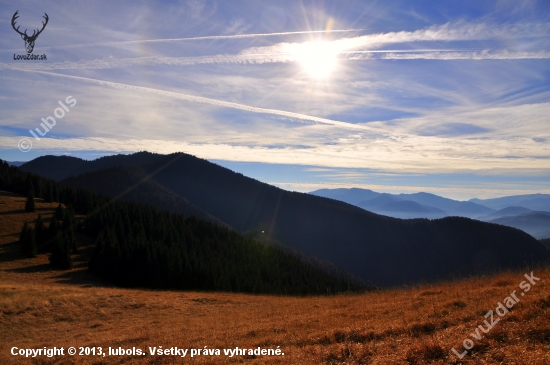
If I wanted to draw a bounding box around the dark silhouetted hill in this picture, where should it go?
[20,152,550,286]
[243,229,367,288]
[1,159,364,295]
[19,152,164,181]
[62,165,230,228]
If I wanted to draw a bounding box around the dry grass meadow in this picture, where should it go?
[1,190,550,364]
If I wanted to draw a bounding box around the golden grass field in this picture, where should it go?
[1,190,550,364]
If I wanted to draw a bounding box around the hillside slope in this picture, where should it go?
[19,152,163,181]
[20,153,550,286]
[2,204,550,365]
[2,190,549,365]
[62,165,230,228]
[0,161,365,295]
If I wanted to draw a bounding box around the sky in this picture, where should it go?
[0,0,549,200]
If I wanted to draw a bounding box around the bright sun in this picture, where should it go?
[292,41,339,79]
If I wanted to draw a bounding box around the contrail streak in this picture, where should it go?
[3,49,548,72]
[22,70,374,131]
[34,29,365,51]
[349,50,550,60]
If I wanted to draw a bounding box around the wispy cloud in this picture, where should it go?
[241,21,550,55]
[361,50,550,60]
[3,117,548,172]
[2,2,549,196]
[4,50,548,73]
[4,20,547,72]
[19,70,375,131]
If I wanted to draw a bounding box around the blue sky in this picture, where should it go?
[0,0,549,199]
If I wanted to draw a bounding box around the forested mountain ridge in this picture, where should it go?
[62,165,230,228]
[1,159,366,294]
[19,152,550,286]
[19,152,163,181]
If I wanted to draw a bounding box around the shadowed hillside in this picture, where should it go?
[1,160,365,295]
[20,152,550,286]
[1,191,549,364]
[1,191,549,365]
[62,165,230,228]
[19,152,163,181]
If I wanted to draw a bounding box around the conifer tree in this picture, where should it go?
[19,222,37,258]
[34,214,46,251]
[26,179,35,197]
[62,207,78,252]
[47,215,59,244]
[62,206,74,229]
[49,232,72,269]
[34,180,42,200]
[44,183,53,203]
[52,184,59,202]
[89,230,105,274]
[66,226,77,253]
[55,203,64,220]
[19,221,29,243]
[24,190,35,212]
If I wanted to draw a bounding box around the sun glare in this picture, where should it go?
[292,41,339,79]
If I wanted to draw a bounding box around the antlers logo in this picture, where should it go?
[11,10,49,54]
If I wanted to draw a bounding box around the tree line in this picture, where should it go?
[19,203,76,269]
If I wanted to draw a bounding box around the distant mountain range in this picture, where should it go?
[482,206,534,220]
[311,188,550,239]
[17,153,550,286]
[470,194,550,211]
[357,194,447,219]
[489,212,550,240]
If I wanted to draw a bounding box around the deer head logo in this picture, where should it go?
[11,11,49,54]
